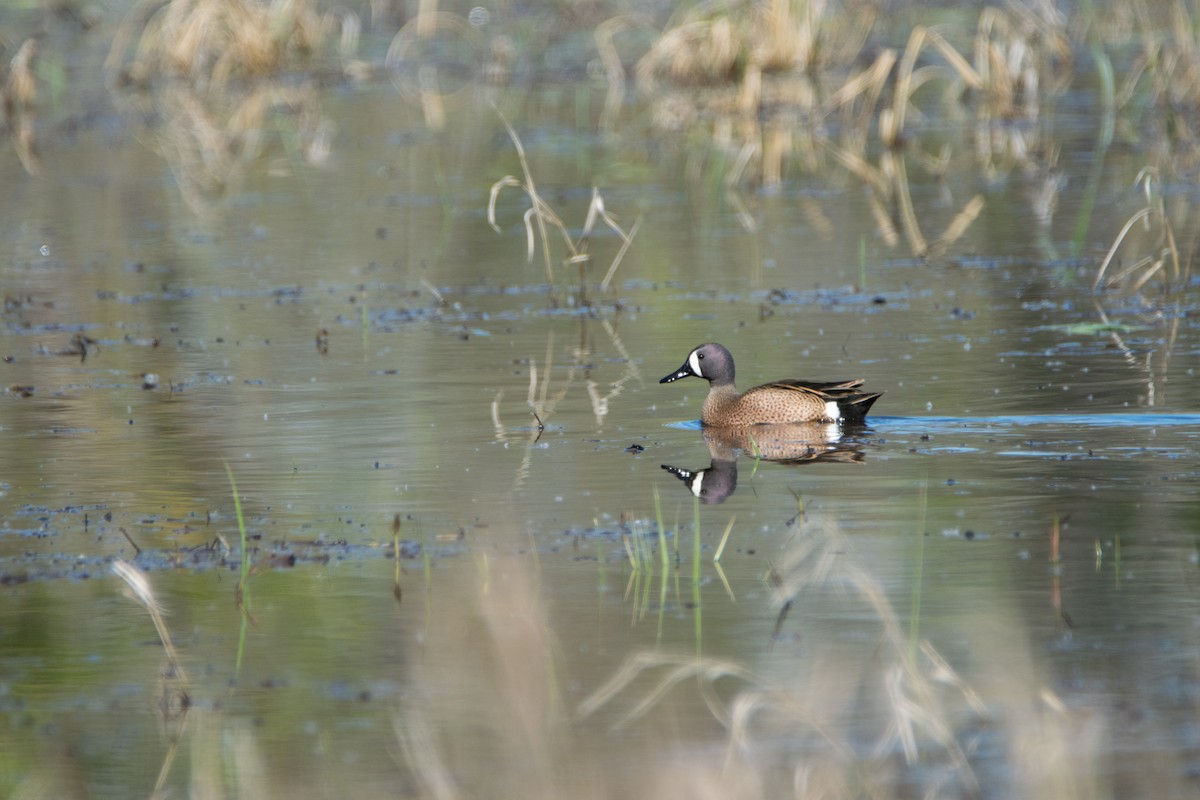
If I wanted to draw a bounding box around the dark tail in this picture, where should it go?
[838,391,883,426]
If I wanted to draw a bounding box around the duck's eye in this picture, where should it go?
[697,353,704,360]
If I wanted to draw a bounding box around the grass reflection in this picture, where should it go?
[11,494,1181,798]
[80,0,1200,296]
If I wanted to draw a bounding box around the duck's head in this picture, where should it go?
[659,342,735,386]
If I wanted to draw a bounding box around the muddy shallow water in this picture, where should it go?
[2,7,1200,799]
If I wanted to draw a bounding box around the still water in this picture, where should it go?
[1,7,1199,799]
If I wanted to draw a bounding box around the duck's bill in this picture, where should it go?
[659,362,694,383]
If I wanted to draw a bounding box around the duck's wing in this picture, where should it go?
[759,378,866,396]
[762,379,883,424]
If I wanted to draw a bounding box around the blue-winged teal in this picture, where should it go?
[660,342,882,427]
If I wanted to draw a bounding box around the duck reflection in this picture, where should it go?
[662,423,868,504]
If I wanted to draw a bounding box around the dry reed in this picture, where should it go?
[488,115,639,301]
[1094,167,1186,292]
[105,0,340,215]
[2,37,40,174]
[631,0,1083,240]
[107,0,338,89]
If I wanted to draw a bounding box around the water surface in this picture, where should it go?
[1,4,1199,798]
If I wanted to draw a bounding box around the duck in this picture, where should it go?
[659,342,882,427]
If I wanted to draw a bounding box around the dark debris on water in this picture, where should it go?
[0,537,429,585]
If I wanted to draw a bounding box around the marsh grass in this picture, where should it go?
[491,331,572,490]
[224,463,251,607]
[579,506,1066,798]
[2,37,40,175]
[391,512,403,603]
[111,559,191,796]
[1093,167,1187,292]
[492,325,641,494]
[634,3,1020,236]
[624,488,731,632]
[594,14,654,133]
[93,502,1189,799]
[224,462,257,681]
[107,0,338,89]
[106,0,339,215]
[908,478,928,659]
[112,560,187,683]
[1086,167,1191,402]
[713,515,737,601]
[488,115,640,304]
[1123,0,1200,136]
[161,82,330,214]
[623,511,677,633]
[628,0,1190,275]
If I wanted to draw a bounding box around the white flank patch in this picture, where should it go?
[689,471,705,498]
[688,349,704,377]
[824,400,842,422]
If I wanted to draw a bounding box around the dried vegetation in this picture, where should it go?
[635,0,1072,259]
[103,0,350,214]
[2,37,41,174]
[108,0,341,87]
[4,1,1196,288]
[99,505,1127,799]
[488,116,640,302]
[626,0,1196,292]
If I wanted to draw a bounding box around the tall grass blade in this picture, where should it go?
[713,516,735,563]
[224,462,251,604]
[908,478,928,660]
[224,461,252,676]
[692,493,702,655]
